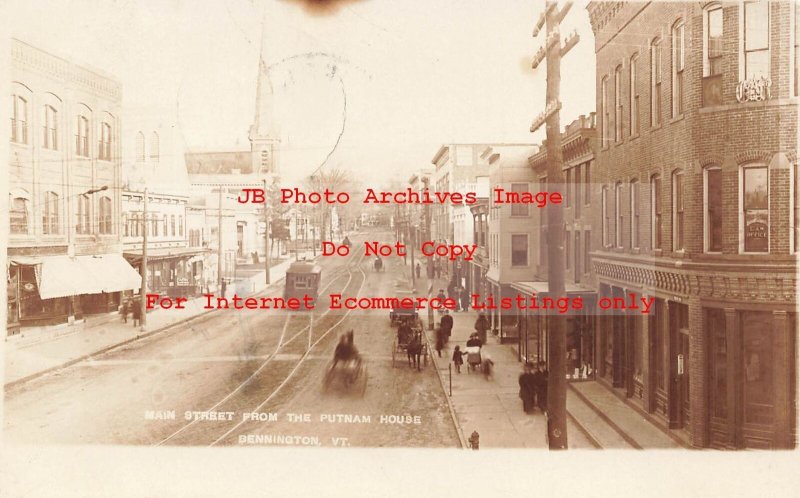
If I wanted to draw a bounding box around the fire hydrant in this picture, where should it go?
[468,431,480,450]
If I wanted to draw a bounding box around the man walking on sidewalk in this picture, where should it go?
[519,363,536,413]
[439,311,453,344]
[474,313,490,345]
[131,299,141,328]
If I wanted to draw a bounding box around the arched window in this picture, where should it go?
[136,131,145,162]
[651,174,662,250]
[150,132,160,162]
[630,54,640,136]
[10,91,28,145]
[602,186,610,247]
[704,166,723,252]
[614,65,623,142]
[9,193,30,234]
[601,76,609,146]
[170,214,176,236]
[99,115,113,160]
[615,181,624,248]
[630,179,640,249]
[650,38,662,126]
[98,196,112,234]
[672,170,685,251]
[741,163,769,253]
[672,20,685,116]
[76,194,91,234]
[44,105,58,150]
[75,105,91,157]
[42,191,59,235]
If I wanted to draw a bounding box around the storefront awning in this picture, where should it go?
[13,254,141,299]
[123,247,208,262]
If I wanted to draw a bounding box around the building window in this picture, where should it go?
[794,164,799,252]
[42,191,59,235]
[673,171,685,251]
[565,229,571,270]
[43,104,58,150]
[615,182,624,248]
[123,214,129,237]
[601,76,609,146]
[584,230,591,273]
[705,166,723,252]
[574,231,581,280]
[10,195,29,234]
[76,194,90,234]
[742,165,769,253]
[630,54,640,136]
[511,234,528,267]
[136,131,145,162]
[11,94,28,144]
[742,0,770,80]
[75,115,90,157]
[630,179,640,249]
[98,196,112,234]
[170,214,176,236]
[602,186,610,247]
[650,38,662,127]
[574,164,581,218]
[565,170,572,207]
[584,161,591,204]
[614,65,623,142]
[703,4,724,106]
[131,214,140,237]
[651,174,662,250]
[150,132,160,162]
[179,215,184,237]
[672,21,685,117]
[99,122,112,160]
[511,183,529,216]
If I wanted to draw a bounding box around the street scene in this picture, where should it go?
[4,0,798,457]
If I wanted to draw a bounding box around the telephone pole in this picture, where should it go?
[530,0,579,450]
[139,188,148,331]
[217,188,224,292]
[263,178,271,284]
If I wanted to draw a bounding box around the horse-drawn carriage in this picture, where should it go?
[323,330,367,395]
[391,312,428,369]
[373,256,384,272]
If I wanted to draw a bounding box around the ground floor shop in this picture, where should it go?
[595,281,797,449]
[123,248,207,298]
[7,253,142,333]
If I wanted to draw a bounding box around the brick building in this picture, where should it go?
[8,39,140,332]
[588,0,797,448]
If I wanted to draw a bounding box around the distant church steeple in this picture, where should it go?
[249,7,280,177]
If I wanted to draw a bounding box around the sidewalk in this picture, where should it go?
[4,255,311,387]
[420,274,594,449]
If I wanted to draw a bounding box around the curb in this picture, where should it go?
[423,324,469,450]
[567,382,643,449]
[4,273,293,391]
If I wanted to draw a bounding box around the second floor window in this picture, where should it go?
[601,76,609,146]
[98,196,112,234]
[511,183,529,216]
[76,194,90,234]
[150,132,160,161]
[630,54,640,136]
[170,214,176,236]
[743,0,770,80]
[99,122,112,160]
[584,161,591,204]
[11,94,28,144]
[630,180,640,248]
[705,5,723,77]
[511,234,528,267]
[44,105,58,150]
[615,182,624,248]
[136,132,145,162]
[42,191,59,235]
[742,165,769,252]
[10,196,29,234]
[179,215,184,236]
[651,175,662,250]
[673,171,685,251]
[650,39,662,127]
[602,186,610,247]
[76,116,89,157]
[706,167,723,252]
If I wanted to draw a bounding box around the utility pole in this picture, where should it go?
[294,209,299,261]
[217,188,224,292]
[139,188,148,331]
[530,0,578,450]
[410,224,416,289]
[263,178,271,284]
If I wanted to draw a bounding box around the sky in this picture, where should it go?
[6,0,596,186]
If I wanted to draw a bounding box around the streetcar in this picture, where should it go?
[283,261,322,304]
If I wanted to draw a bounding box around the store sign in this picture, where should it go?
[736,76,771,103]
[677,354,684,375]
[177,277,189,286]
[745,213,769,252]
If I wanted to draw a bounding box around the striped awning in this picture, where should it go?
[11,254,141,299]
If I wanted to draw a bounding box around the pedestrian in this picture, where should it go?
[474,312,490,345]
[481,352,494,381]
[131,299,141,327]
[221,278,227,297]
[435,326,445,358]
[452,345,465,373]
[436,288,446,315]
[434,259,441,279]
[460,287,470,313]
[440,310,453,343]
[415,262,421,279]
[466,333,482,348]
[518,363,536,413]
[426,261,434,279]
[536,362,549,412]
[120,298,129,324]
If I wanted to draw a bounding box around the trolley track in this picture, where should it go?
[154,248,368,446]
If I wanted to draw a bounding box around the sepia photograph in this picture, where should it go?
[2,0,799,496]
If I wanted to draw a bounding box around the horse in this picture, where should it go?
[407,332,423,371]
